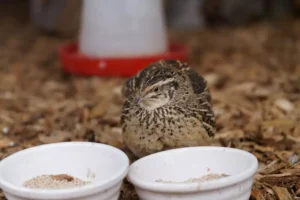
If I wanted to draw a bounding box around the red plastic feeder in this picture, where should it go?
[58,42,189,77]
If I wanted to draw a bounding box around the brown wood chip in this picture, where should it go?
[272,186,293,200]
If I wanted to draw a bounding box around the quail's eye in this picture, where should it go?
[153,87,159,92]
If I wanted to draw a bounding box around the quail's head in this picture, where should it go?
[122,60,195,111]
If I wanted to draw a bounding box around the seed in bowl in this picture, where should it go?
[23,174,91,189]
[156,173,229,183]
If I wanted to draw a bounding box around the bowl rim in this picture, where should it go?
[127,146,258,193]
[0,142,129,199]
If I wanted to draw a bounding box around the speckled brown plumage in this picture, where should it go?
[121,60,216,158]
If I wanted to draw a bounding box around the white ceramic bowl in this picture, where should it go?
[0,142,129,200]
[128,146,258,200]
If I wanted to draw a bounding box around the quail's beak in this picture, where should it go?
[135,97,142,104]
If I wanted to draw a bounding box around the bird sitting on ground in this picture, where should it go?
[121,60,216,158]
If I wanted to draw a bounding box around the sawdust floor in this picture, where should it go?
[0,15,299,200]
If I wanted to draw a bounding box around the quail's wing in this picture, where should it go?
[185,69,216,137]
[122,76,137,98]
[121,76,137,125]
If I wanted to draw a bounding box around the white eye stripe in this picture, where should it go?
[150,78,175,89]
[143,78,175,94]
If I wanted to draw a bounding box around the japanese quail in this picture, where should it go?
[121,60,216,158]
